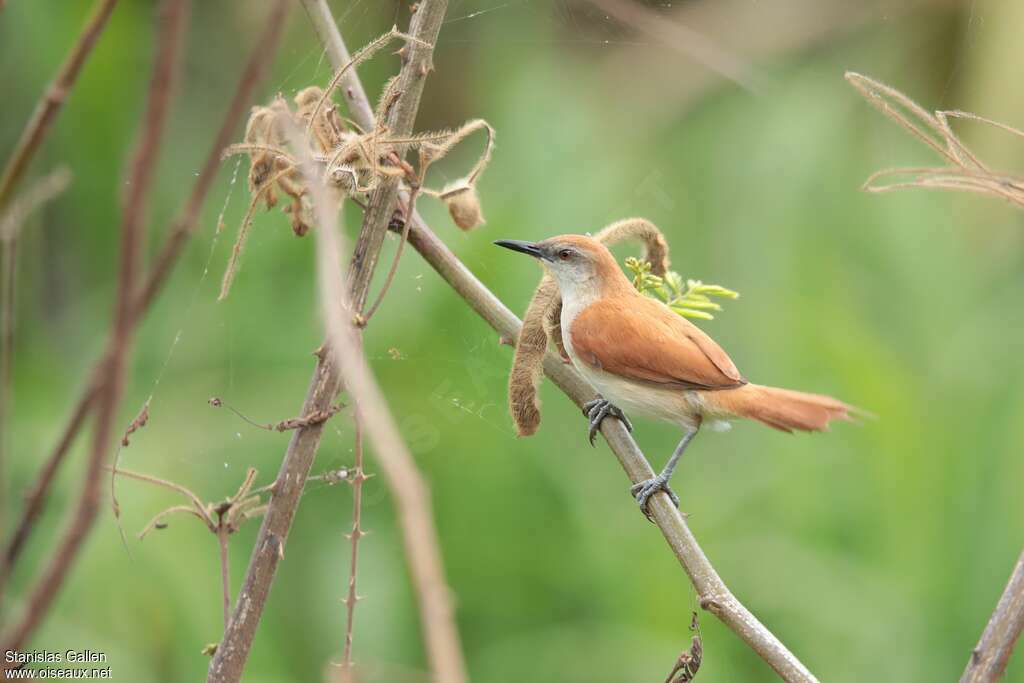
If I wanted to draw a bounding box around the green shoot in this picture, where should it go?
[624,257,739,321]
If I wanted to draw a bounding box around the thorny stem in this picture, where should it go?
[305,3,468,681]
[340,410,365,675]
[207,4,462,681]
[0,0,189,656]
[0,0,289,598]
[961,548,1024,683]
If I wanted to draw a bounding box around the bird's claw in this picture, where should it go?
[583,398,632,446]
[630,475,679,521]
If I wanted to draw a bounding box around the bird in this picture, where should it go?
[495,234,854,517]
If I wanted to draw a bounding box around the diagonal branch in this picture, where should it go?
[400,215,819,682]
[306,0,814,679]
[0,0,289,596]
[961,548,1024,683]
[207,3,461,681]
[0,0,118,548]
[0,0,189,654]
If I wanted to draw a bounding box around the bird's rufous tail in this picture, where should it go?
[710,383,853,433]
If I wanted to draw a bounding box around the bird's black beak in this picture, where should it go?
[493,239,545,259]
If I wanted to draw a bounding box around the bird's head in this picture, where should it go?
[494,234,625,297]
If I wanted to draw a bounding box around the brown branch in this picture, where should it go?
[340,410,365,676]
[0,0,189,655]
[217,525,231,631]
[304,4,468,680]
[0,0,117,211]
[297,107,466,683]
[207,3,460,681]
[398,215,819,681]
[961,548,1024,683]
[0,0,112,549]
[0,167,72,535]
[0,0,289,595]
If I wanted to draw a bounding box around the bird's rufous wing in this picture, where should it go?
[569,296,746,390]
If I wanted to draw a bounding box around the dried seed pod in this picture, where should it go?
[440,180,484,231]
[294,86,343,153]
[508,276,560,436]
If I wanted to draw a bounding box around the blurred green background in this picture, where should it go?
[3,0,1024,681]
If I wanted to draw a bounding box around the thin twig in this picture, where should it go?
[207,4,463,681]
[218,525,231,631]
[305,4,467,680]
[961,548,1024,683]
[296,105,467,683]
[359,185,415,325]
[108,466,213,527]
[0,0,189,655]
[0,0,289,595]
[399,214,819,681]
[340,410,365,675]
[0,167,72,535]
[0,0,117,211]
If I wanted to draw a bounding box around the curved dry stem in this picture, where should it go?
[420,119,495,186]
[941,110,1024,141]
[110,466,214,528]
[305,27,429,146]
[221,143,297,166]
[139,505,207,539]
[844,71,958,166]
[508,217,671,436]
[219,165,295,301]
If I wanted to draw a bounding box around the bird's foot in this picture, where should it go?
[582,398,632,446]
[630,475,679,521]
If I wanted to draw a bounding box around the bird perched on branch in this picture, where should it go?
[495,234,854,517]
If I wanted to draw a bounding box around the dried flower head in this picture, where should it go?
[439,181,484,230]
[217,30,497,300]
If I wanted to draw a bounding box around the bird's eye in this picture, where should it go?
[558,249,573,261]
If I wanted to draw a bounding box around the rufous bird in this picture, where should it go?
[495,234,854,517]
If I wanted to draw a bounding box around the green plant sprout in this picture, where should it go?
[624,256,739,321]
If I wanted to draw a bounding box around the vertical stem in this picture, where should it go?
[340,410,364,677]
[207,4,459,681]
[0,236,14,529]
[0,0,118,552]
[218,524,231,632]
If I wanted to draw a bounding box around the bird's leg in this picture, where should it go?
[582,397,633,446]
[631,426,699,520]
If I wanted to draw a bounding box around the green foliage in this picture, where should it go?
[624,257,739,320]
